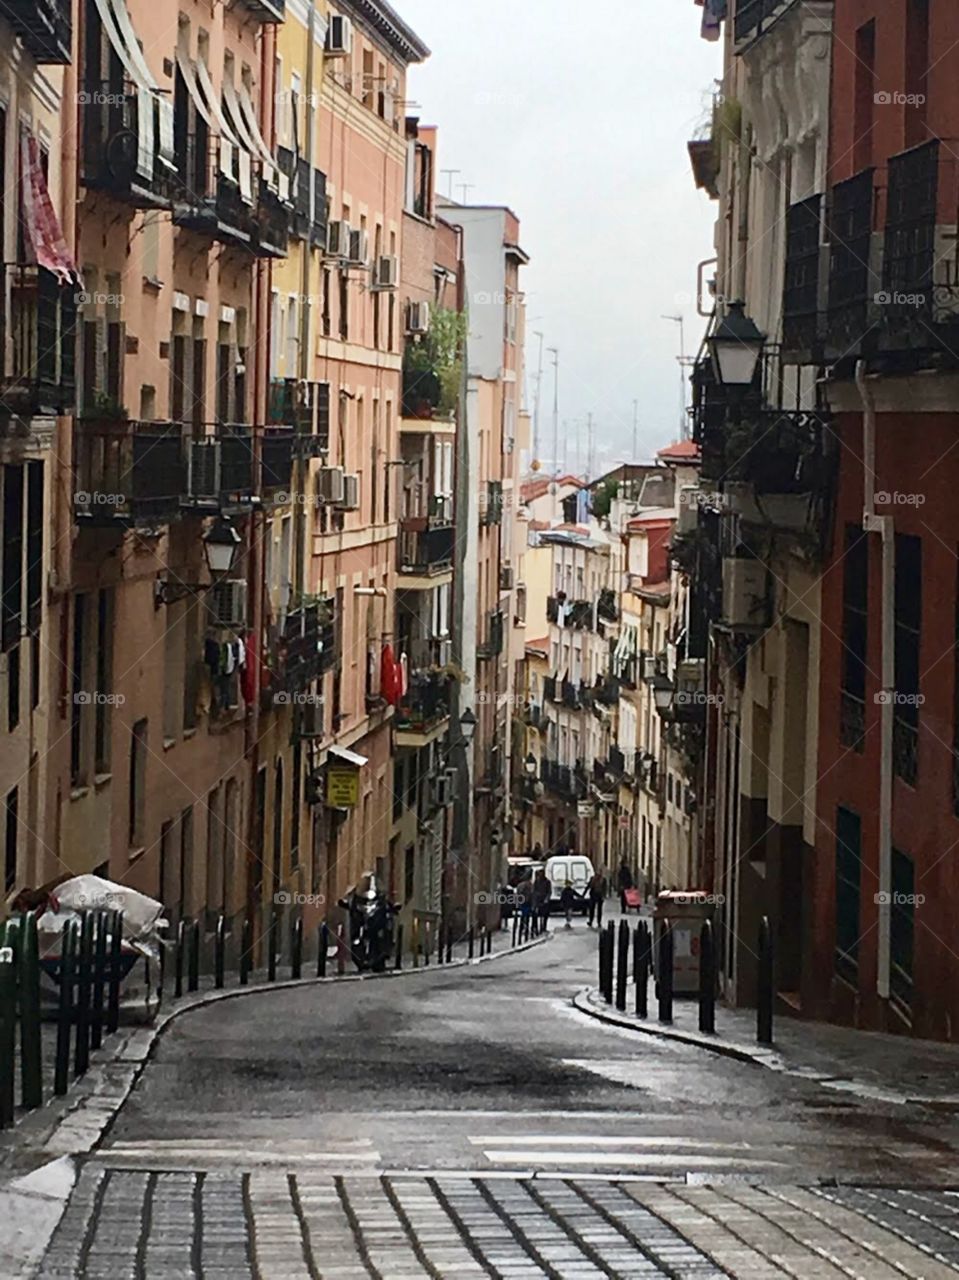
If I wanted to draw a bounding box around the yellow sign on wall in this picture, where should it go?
[326,767,360,808]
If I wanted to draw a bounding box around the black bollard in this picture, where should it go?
[605,922,616,1001]
[75,912,94,1077]
[511,914,518,947]
[597,924,605,990]
[699,919,716,1034]
[215,916,226,989]
[90,913,107,1052]
[616,919,630,1011]
[106,910,123,1035]
[446,927,453,964]
[20,912,43,1109]
[291,918,303,980]
[437,925,445,965]
[54,920,77,1097]
[0,927,15,1127]
[757,915,774,1045]
[188,920,200,992]
[394,923,403,971]
[174,920,185,997]
[467,926,474,960]
[317,922,328,978]
[635,923,649,1019]
[268,915,278,982]
[657,920,673,1024]
[240,919,252,985]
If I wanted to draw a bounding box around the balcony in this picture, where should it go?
[543,675,557,703]
[237,0,284,22]
[561,678,582,710]
[594,676,620,707]
[81,81,174,209]
[272,597,336,696]
[73,421,260,525]
[823,167,879,361]
[261,428,294,496]
[477,610,505,660]
[540,759,587,804]
[734,0,799,46]
[480,480,504,527]
[172,136,255,248]
[2,0,70,61]
[395,671,451,748]
[255,179,291,258]
[597,588,618,623]
[398,525,454,586]
[782,194,824,361]
[401,490,453,530]
[0,265,76,419]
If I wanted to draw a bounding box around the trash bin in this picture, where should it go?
[652,890,715,995]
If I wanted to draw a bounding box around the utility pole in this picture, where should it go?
[548,347,559,483]
[532,331,544,466]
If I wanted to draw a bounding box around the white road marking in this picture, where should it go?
[470,1135,756,1149]
[479,1151,787,1169]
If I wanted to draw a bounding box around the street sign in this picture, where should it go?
[326,767,359,808]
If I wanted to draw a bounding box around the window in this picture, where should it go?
[853,21,876,173]
[2,463,24,652]
[191,326,206,428]
[404,844,414,903]
[835,806,861,985]
[894,534,922,785]
[904,0,930,148]
[205,786,223,921]
[95,589,113,773]
[4,786,17,893]
[890,849,915,1017]
[7,645,19,732]
[129,719,148,848]
[272,758,284,892]
[291,739,302,870]
[840,525,868,750]
[70,593,86,786]
[338,270,349,340]
[322,269,332,337]
[25,461,42,634]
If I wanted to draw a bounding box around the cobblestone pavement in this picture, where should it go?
[37,1166,959,1278]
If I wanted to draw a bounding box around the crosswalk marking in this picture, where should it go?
[477,1150,788,1169]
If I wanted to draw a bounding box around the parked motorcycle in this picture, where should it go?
[339,873,397,973]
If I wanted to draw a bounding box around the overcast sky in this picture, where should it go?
[398,0,721,474]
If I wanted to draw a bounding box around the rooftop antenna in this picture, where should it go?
[548,347,559,487]
[440,169,460,198]
[532,331,544,467]
[661,314,687,438]
[458,182,475,203]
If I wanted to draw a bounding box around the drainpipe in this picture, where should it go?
[856,359,893,1002]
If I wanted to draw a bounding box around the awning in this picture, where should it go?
[224,79,283,197]
[107,0,174,169]
[92,0,174,178]
[20,131,81,285]
[328,745,369,768]
[194,57,253,203]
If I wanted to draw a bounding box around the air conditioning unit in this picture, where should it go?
[406,300,430,335]
[373,254,398,289]
[317,466,345,504]
[325,13,353,54]
[499,564,514,591]
[208,580,248,628]
[721,557,768,630]
[299,698,324,740]
[676,486,700,536]
[348,228,369,265]
[326,220,351,258]
[432,767,457,808]
[337,473,360,510]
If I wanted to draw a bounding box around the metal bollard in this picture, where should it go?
[511,914,518,947]
[54,920,77,1097]
[91,913,107,1051]
[106,910,123,1035]
[174,920,185,998]
[214,916,226,989]
[20,912,43,1109]
[291,918,303,980]
[604,922,616,1002]
[317,922,329,978]
[424,921,431,966]
[699,919,716,1034]
[757,915,774,1045]
[336,924,346,975]
[411,916,420,968]
[657,920,674,1024]
[0,929,15,1128]
[468,927,474,960]
[75,912,94,1078]
[616,919,630,1012]
[446,926,453,964]
[188,919,201,992]
[240,919,252,985]
[394,923,403,971]
[635,923,649,1019]
[267,916,278,983]
[437,924,444,965]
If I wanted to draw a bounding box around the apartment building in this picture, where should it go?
[685,0,834,1007]
[444,199,528,924]
[804,0,959,1040]
[0,0,73,899]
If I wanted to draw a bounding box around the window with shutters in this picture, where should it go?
[171,333,187,422]
[216,334,232,424]
[94,588,113,773]
[1,463,24,652]
[4,786,17,893]
[25,461,42,635]
[129,719,148,848]
[322,269,331,337]
[191,327,206,429]
[338,270,349,340]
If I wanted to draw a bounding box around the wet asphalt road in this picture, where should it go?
[35,927,959,1277]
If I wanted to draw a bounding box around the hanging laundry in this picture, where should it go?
[381,642,399,705]
[701,0,725,41]
[398,652,408,700]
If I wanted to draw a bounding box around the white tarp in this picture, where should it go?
[37,875,166,964]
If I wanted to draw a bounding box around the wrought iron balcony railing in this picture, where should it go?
[395,671,450,735]
[734,0,798,45]
[272,597,336,694]
[256,179,291,258]
[824,167,878,359]
[80,81,175,208]
[398,525,455,575]
[477,610,505,660]
[2,0,70,61]
[782,193,824,359]
[0,265,76,418]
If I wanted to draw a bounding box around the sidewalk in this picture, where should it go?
[575,978,959,1107]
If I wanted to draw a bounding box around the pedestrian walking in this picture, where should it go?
[587,870,606,928]
[560,881,576,928]
[532,868,552,930]
[515,875,533,927]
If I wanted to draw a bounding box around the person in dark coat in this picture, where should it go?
[587,870,607,927]
[617,859,634,913]
[560,881,576,928]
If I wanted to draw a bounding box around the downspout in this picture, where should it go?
[293,0,316,601]
[856,359,893,1002]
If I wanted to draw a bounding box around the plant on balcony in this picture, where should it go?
[402,306,465,418]
[724,412,822,494]
[590,478,619,519]
[80,391,129,424]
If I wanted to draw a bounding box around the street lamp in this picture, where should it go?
[708,300,765,388]
[650,673,675,717]
[459,707,477,745]
[524,752,537,777]
[154,517,241,608]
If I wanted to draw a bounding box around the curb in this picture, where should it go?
[571,988,783,1068]
[1,929,549,1276]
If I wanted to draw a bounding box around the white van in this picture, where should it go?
[544,854,595,913]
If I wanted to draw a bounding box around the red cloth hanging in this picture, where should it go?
[241,632,259,705]
[381,642,399,705]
